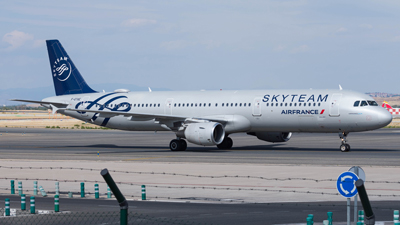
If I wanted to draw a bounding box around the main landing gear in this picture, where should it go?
[217,137,233,150]
[170,139,187,151]
[339,132,350,152]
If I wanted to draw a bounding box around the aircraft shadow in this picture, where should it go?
[67,144,398,153]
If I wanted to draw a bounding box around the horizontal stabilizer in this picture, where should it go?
[10,99,69,107]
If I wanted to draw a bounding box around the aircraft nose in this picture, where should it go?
[378,110,392,126]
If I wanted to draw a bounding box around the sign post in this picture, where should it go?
[349,166,366,225]
[337,171,359,225]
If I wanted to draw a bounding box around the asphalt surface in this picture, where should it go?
[0,195,399,224]
[0,128,399,224]
[0,128,399,166]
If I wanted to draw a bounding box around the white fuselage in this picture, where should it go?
[43,89,392,134]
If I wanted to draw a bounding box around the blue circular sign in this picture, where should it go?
[336,171,359,198]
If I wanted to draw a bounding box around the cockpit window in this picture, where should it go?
[353,101,360,107]
[367,100,378,106]
[360,101,368,107]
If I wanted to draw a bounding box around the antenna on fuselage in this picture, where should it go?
[148,87,152,92]
[339,85,343,90]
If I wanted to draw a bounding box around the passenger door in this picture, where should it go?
[252,98,262,117]
[329,94,342,117]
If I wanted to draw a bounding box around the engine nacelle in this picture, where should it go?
[184,122,225,146]
[249,132,292,143]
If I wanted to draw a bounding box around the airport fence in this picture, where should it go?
[0,209,198,225]
[1,166,400,201]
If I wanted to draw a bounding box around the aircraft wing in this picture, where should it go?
[60,108,228,123]
[10,99,69,107]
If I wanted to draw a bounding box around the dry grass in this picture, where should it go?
[0,111,101,129]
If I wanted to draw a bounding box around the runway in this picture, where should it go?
[0,128,399,166]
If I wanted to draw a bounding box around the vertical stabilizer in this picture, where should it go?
[46,40,97,96]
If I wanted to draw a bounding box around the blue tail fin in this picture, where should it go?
[46,40,97,96]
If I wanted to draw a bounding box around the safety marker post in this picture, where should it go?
[306,216,312,225]
[5,198,10,216]
[141,185,146,200]
[55,181,60,195]
[95,184,99,199]
[395,210,400,225]
[21,194,26,210]
[54,195,59,212]
[39,186,47,197]
[30,196,35,214]
[33,181,38,196]
[327,212,333,225]
[10,180,15,194]
[80,182,85,197]
[358,210,364,223]
[68,192,73,198]
[107,186,111,198]
[18,181,22,196]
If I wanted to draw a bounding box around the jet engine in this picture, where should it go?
[248,132,292,143]
[184,122,225,146]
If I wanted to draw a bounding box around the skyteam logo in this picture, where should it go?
[53,57,71,82]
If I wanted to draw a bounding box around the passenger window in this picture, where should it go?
[199,103,202,107]
[367,101,378,106]
[280,103,283,106]
[231,103,233,107]
[244,103,246,107]
[318,103,320,106]
[215,103,218,107]
[249,103,251,106]
[195,103,197,107]
[235,103,238,107]
[209,103,211,107]
[313,103,316,106]
[294,103,297,106]
[150,104,152,107]
[299,103,301,106]
[354,101,360,107]
[290,103,292,106]
[158,104,160,107]
[360,101,368,107]
[240,103,242,107]
[187,103,189,107]
[266,103,269,106]
[134,104,136,107]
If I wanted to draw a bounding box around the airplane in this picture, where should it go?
[382,101,400,118]
[12,40,392,152]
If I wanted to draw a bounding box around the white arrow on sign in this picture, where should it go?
[351,180,357,193]
[341,175,353,182]
[340,183,349,194]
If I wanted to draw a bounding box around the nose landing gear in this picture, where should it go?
[339,132,350,152]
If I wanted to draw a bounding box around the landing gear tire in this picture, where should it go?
[170,139,187,151]
[339,132,351,152]
[217,137,233,150]
[179,139,187,151]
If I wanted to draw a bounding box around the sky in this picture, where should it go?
[1,0,400,97]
